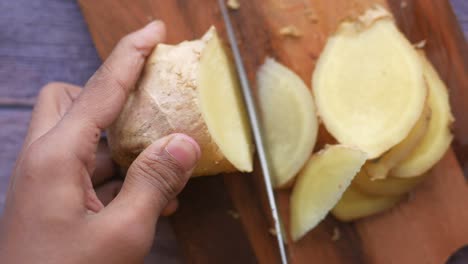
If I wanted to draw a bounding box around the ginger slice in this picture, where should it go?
[290,145,366,241]
[391,54,454,178]
[353,169,425,197]
[258,58,318,188]
[198,27,254,173]
[365,105,431,180]
[312,7,426,158]
[332,185,403,222]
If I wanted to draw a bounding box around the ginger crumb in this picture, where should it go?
[227,209,240,219]
[269,228,278,236]
[279,25,302,38]
[331,227,341,241]
[227,0,240,10]
[400,1,408,9]
[414,39,427,49]
[304,9,319,23]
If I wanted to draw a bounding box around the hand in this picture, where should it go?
[0,21,200,264]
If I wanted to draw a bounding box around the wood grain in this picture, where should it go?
[356,150,468,264]
[78,0,468,263]
[172,175,257,264]
[0,0,100,102]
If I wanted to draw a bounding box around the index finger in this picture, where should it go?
[66,20,166,130]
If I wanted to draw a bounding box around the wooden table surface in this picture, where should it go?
[0,0,466,263]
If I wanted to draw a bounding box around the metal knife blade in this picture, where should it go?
[217,0,288,263]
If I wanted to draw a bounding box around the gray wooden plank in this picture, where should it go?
[0,0,100,102]
[451,0,468,21]
[451,0,468,38]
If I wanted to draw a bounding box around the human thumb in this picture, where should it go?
[107,133,200,224]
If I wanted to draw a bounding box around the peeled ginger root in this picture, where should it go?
[312,7,426,159]
[290,145,366,241]
[108,27,254,176]
[332,185,403,222]
[391,54,454,178]
[258,58,318,188]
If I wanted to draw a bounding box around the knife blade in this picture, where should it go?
[217,0,288,263]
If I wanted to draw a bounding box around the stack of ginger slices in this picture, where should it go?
[257,6,453,241]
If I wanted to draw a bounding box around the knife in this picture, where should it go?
[217,0,289,263]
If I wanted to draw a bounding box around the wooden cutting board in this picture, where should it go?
[78,0,468,263]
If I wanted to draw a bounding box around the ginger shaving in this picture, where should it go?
[227,0,240,10]
[304,8,319,23]
[331,227,341,241]
[227,209,240,219]
[400,1,408,9]
[414,39,427,49]
[279,25,303,38]
[357,5,392,28]
[269,228,278,236]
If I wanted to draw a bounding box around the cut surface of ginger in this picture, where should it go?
[198,28,254,172]
[290,145,366,241]
[332,185,403,222]
[258,58,318,188]
[365,105,431,180]
[313,8,426,159]
[391,54,454,178]
[352,169,425,197]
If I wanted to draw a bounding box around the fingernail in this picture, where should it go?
[165,134,200,171]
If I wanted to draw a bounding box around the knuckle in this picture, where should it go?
[40,81,63,91]
[38,82,62,99]
[119,33,140,51]
[39,82,72,95]
[130,152,187,202]
[96,61,129,98]
[38,82,81,103]
[20,142,69,178]
[21,143,50,170]
[92,62,112,84]
[117,33,147,58]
